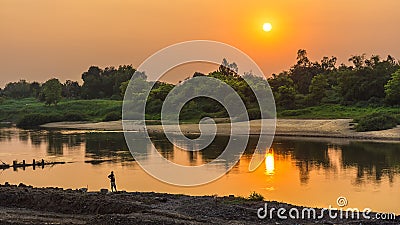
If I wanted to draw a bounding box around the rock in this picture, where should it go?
[18,183,27,187]
[79,188,88,193]
[100,189,108,194]
[154,197,168,202]
[4,182,9,186]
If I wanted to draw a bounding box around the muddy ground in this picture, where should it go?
[0,184,398,225]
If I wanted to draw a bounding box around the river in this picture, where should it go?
[0,125,399,214]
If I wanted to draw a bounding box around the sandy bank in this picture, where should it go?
[41,119,400,141]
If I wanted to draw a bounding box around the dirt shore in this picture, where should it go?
[0,183,398,225]
[41,119,400,141]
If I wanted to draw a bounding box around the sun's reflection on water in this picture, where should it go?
[265,149,275,175]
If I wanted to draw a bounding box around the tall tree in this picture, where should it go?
[289,49,324,95]
[30,82,41,98]
[3,80,31,99]
[275,85,297,109]
[81,66,103,99]
[308,74,329,105]
[62,80,81,99]
[42,78,62,106]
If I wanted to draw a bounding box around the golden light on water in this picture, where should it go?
[263,22,272,32]
[265,150,275,175]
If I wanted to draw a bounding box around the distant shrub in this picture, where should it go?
[179,109,202,121]
[247,108,261,120]
[63,112,87,121]
[321,90,341,104]
[248,191,264,201]
[367,97,384,107]
[355,112,398,132]
[110,94,122,100]
[17,113,63,128]
[280,109,311,117]
[103,112,122,122]
[394,114,400,125]
[145,114,161,121]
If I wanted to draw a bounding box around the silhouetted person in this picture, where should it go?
[108,171,117,192]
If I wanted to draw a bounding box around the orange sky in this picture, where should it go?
[1,0,400,87]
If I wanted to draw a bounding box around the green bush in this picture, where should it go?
[355,112,398,132]
[280,108,311,117]
[17,113,63,128]
[248,191,264,201]
[247,108,261,120]
[64,112,87,121]
[103,112,122,121]
[395,114,400,125]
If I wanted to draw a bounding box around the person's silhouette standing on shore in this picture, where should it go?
[108,171,117,192]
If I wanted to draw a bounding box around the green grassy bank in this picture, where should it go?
[0,98,122,127]
[0,98,399,131]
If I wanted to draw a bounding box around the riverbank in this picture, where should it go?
[41,119,400,141]
[0,183,398,225]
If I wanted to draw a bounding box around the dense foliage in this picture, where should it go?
[268,50,400,109]
[354,112,399,132]
[42,78,62,106]
[1,50,400,130]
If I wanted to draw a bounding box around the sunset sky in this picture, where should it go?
[1,0,400,87]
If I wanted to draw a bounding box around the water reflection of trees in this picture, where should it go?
[2,127,399,184]
[84,132,132,161]
[0,128,15,142]
[18,130,29,142]
[27,129,131,160]
[28,130,133,161]
[151,134,229,163]
[150,133,233,165]
[272,138,400,185]
[341,142,400,184]
[0,128,86,156]
[46,132,63,155]
[33,131,84,156]
[272,139,329,184]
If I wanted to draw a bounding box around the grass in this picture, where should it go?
[247,191,264,201]
[1,99,399,131]
[278,104,400,120]
[0,98,122,125]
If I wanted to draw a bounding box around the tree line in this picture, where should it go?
[1,50,400,112]
[268,50,400,109]
[0,65,137,105]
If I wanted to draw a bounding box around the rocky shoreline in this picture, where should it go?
[0,183,398,225]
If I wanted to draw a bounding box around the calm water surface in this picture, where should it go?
[0,126,399,214]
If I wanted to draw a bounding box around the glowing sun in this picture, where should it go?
[263,23,272,32]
